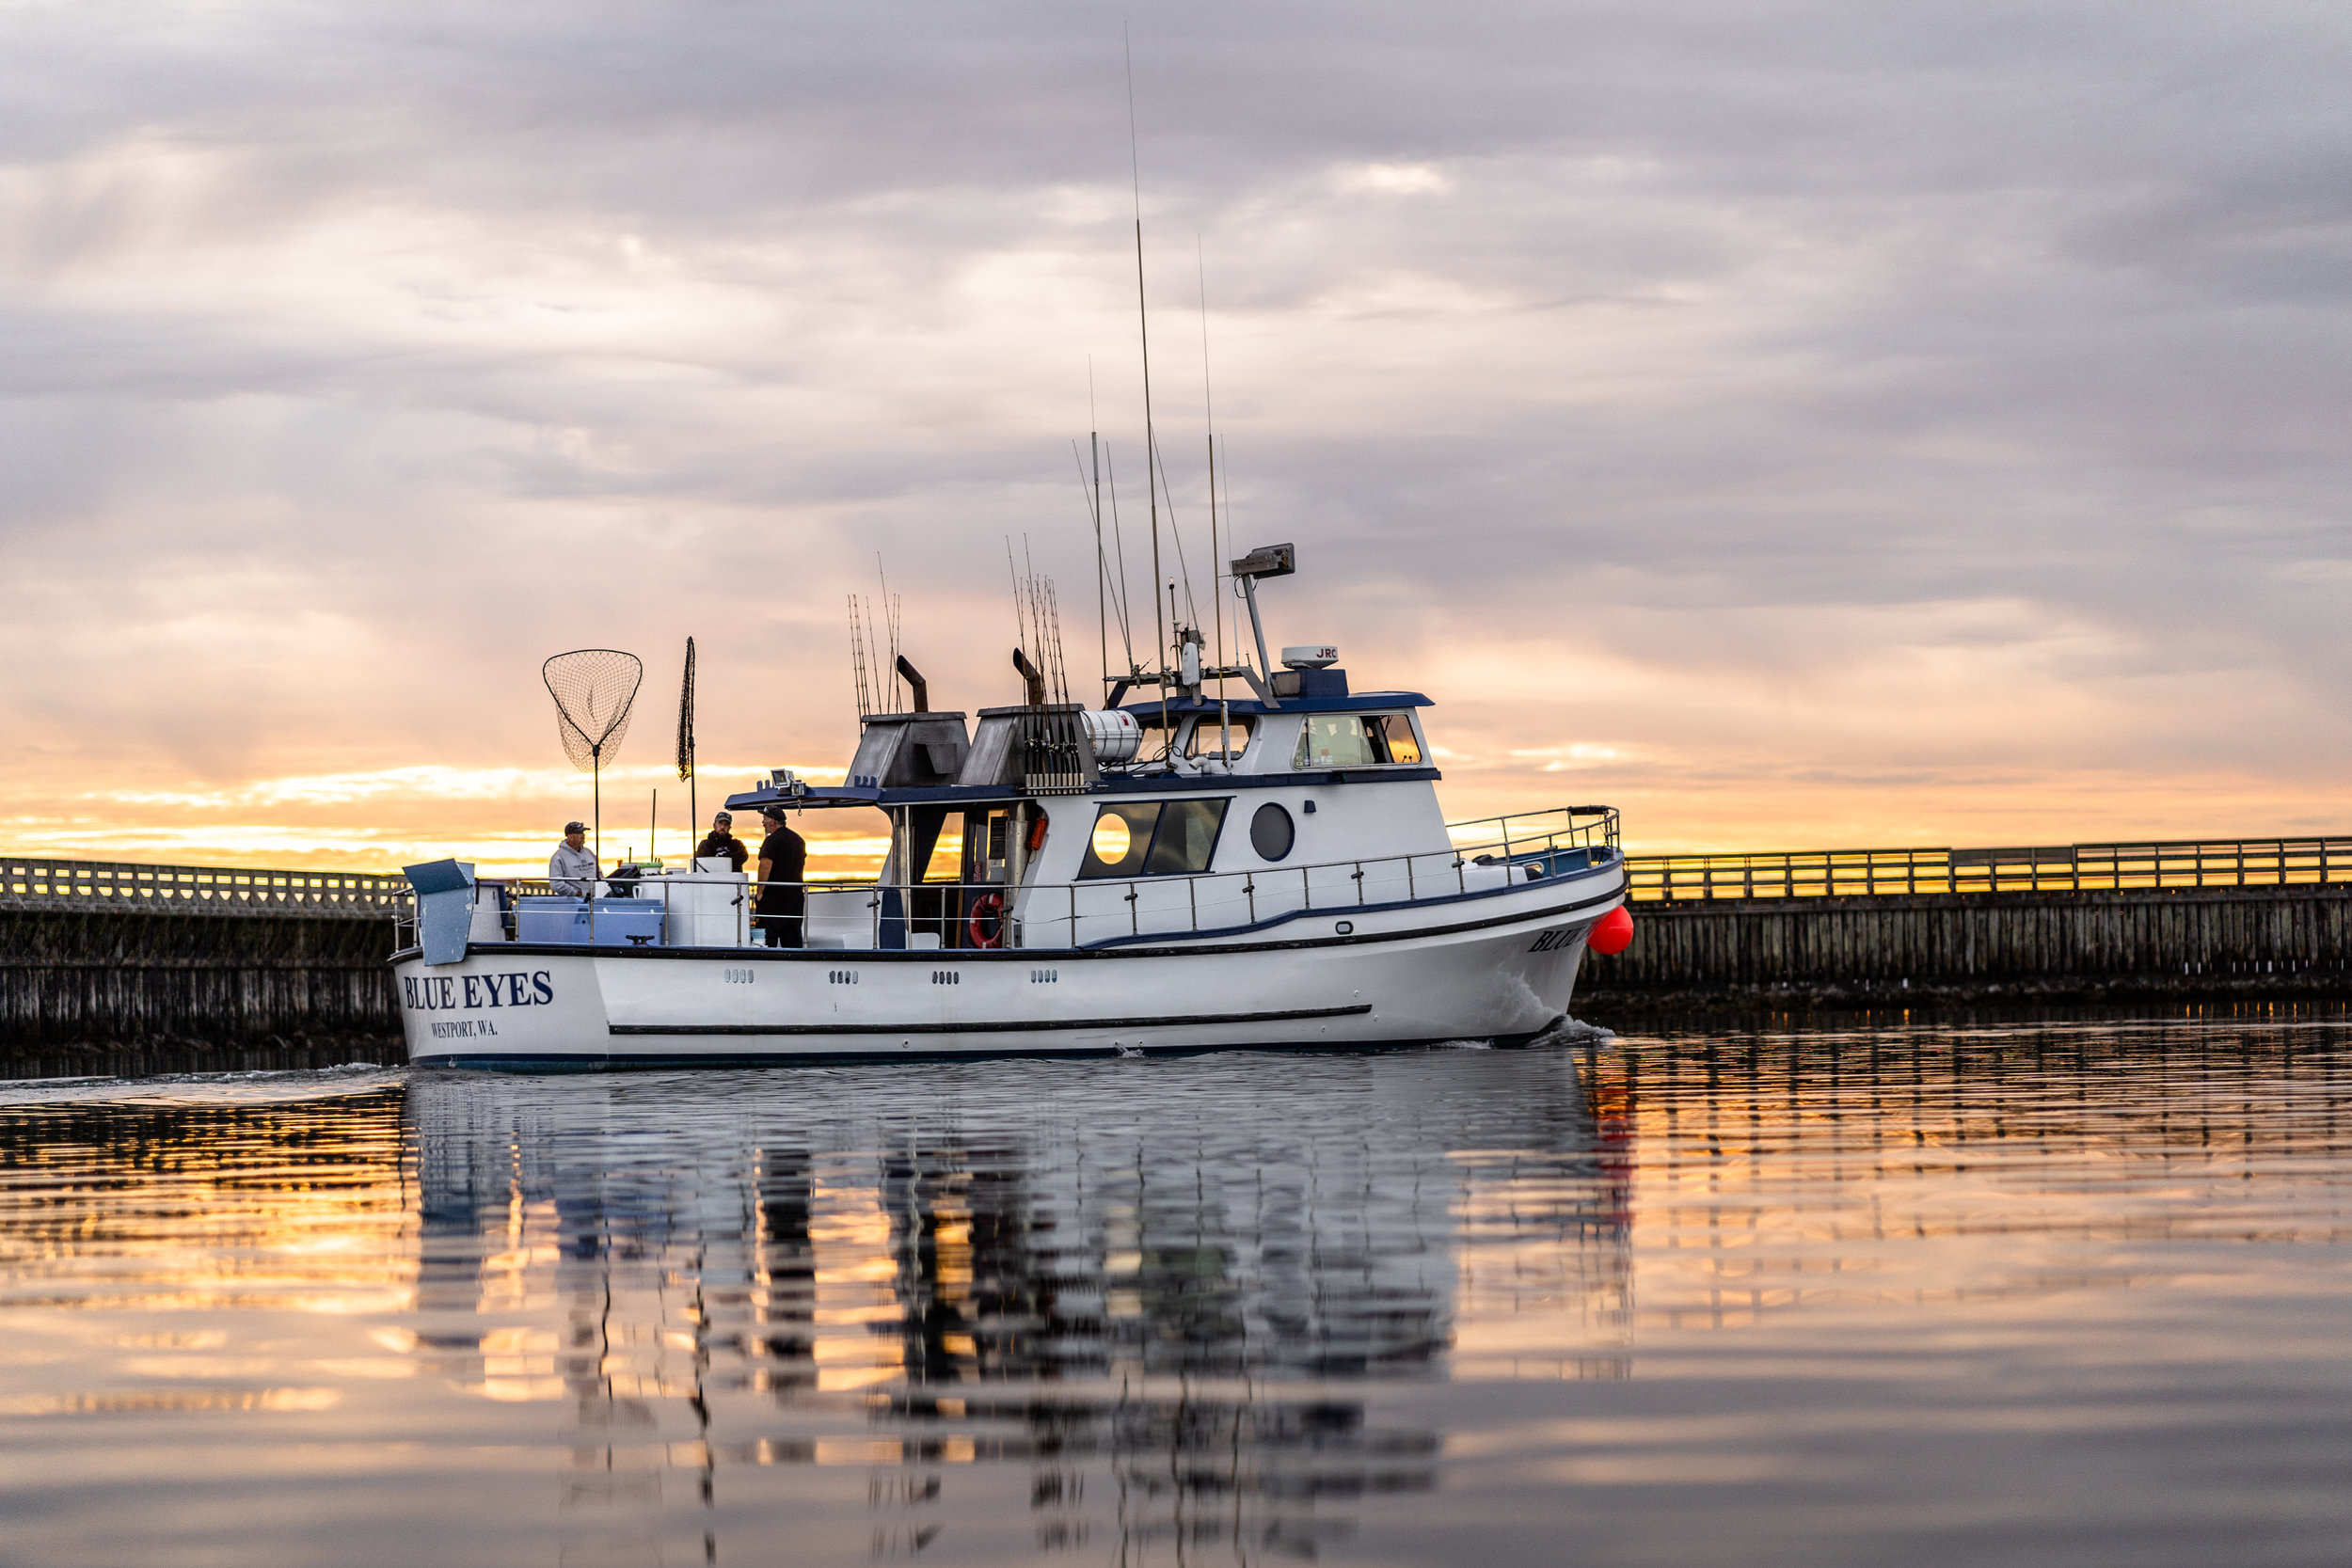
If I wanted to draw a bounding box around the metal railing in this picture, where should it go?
[1622,836,2352,902]
[400,806,1624,953]
[1,856,413,919]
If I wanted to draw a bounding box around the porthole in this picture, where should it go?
[1250,801,1295,862]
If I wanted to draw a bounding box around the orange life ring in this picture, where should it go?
[967,890,1005,949]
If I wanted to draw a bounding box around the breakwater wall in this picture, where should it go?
[0,911,401,1053]
[7,847,2352,1053]
[1582,884,2352,1009]
[1,859,406,1059]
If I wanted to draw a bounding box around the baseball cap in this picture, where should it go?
[564,821,588,834]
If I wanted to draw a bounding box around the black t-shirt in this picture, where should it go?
[756,826,806,906]
[694,832,749,872]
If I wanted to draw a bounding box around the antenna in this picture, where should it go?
[1089,359,1108,695]
[876,555,902,713]
[1075,436,1110,687]
[675,636,696,844]
[1104,443,1136,671]
[1126,37,1169,741]
[1149,429,1200,628]
[543,649,644,866]
[847,595,873,718]
[1199,238,1223,692]
[863,594,884,712]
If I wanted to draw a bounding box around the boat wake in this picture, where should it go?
[0,1062,405,1108]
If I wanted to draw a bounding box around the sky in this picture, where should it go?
[3,0,2348,876]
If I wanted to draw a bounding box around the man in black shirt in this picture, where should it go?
[755,806,806,948]
[694,811,749,873]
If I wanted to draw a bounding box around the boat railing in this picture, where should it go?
[407,805,1624,953]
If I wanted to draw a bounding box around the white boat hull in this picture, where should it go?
[394,866,1623,1069]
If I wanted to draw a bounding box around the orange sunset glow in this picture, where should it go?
[4,13,2346,877]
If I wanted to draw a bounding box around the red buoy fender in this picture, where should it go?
[1588,905,1634,956]
[968,890,1006,950]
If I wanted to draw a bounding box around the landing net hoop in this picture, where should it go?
[544,648,644,863]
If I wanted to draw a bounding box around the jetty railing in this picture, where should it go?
[24,826,2349,939]
[1622,836,2352,902]
[0,856,412,919]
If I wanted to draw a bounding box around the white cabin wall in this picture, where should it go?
[1208,779,1451,875]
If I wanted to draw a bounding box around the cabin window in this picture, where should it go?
[1185,715,1255,758]
[1375,715,1422,765]
[1081,803,1158,878]
[1290,713,1422,768]
[1292,715,1382,768]
[1145,800,1230,875]
[1078,799,1232,879]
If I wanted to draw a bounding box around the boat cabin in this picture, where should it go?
[715,660,1600,952]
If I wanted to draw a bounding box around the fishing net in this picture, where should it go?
[543,649,644,772]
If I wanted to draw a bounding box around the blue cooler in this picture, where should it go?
[516,895,589,943]
[586,897,664,947]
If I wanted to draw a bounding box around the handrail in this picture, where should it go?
[0,856,412,919]
[403,806,1626,953]
[1621,835,2352,902]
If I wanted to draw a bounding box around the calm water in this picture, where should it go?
[5,1016,2352,1567]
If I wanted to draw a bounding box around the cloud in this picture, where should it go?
[2,0,2348,867]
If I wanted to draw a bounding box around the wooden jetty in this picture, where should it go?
[0,859,407,1062]
[3,836,2350,1055]
[1586,836,2352,1009]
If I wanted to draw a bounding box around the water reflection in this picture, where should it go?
[401,1051,1621,1560]
[7,1019,2352,1566]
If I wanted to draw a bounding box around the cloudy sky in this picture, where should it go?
[4,0,2347,874]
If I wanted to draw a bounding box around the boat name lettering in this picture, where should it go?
[1528,927,1580,953]
[402,971,555,1011]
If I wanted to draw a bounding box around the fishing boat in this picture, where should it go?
[390,543,1630,1068]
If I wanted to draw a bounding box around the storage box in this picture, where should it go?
[587,898,664,947]
[516,895,587,944]
[514,896,663,946]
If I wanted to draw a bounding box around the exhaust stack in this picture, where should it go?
[894,655,930,713]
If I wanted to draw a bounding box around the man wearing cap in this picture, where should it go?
[549,822,598,897]
[693,811,749,873]
[754,806,807,948]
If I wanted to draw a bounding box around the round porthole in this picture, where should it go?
[1250,801,1295,862]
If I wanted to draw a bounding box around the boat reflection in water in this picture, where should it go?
[405,1049,1628,1561]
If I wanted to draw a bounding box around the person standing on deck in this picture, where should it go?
[549,822,597,896]
[755,806,806,948]
[694,811,750,873]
